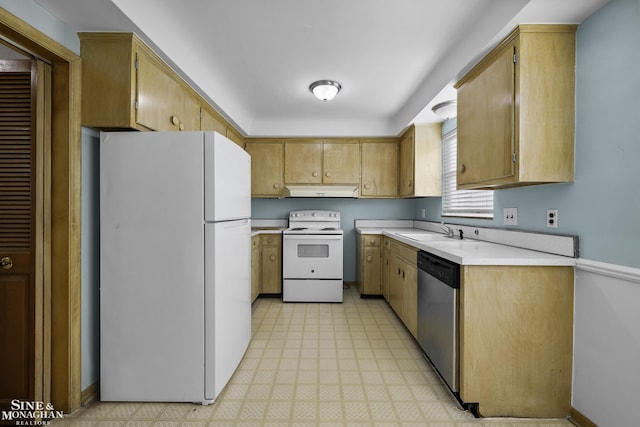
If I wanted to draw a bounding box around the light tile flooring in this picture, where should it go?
[53,286,573,427]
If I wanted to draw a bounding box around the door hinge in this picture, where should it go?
[134,100,138,110]
[134,57,138,70]
[513,53,518,63]
[512,152,517,163]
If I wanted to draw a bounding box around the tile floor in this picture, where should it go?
[53,286,574,427]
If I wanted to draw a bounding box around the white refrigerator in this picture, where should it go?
[100,131,251,404]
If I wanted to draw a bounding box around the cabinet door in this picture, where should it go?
[323,141,360,184]
[457,44,515,187]
[135,50,184,131]
[181,93,201,131]
[226,127,245,148]
[261,245,281,294]
[245,141,284,197]
[388,253,403,315]
[363,246,381,295]
[382,239,391,302]
[402,263,418,338]
[251,237,260,302]
[361,142,398,197]
[399,131,415,197]
[201,108,227,134]
[284,141,323,184]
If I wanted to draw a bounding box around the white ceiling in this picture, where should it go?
[33,0,609,137]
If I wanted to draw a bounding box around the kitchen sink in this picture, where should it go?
[396,233,451,242]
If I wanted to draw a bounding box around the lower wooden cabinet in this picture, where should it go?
[459,265,574,417]
[261,235,282,294]
[250,236,260,302]
[356,234,382,296]
[359,234,574,417]
[387,239,418,338]
[249,234,282,299]
[382,237,392,301]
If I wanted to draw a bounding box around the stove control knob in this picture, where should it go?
[312,213,317,217]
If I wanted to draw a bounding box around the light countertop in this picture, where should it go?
[357,227,576,266]
[251,227,284,237]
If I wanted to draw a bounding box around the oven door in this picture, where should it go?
[282,234,343,279]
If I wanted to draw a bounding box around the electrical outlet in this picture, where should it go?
[547,209,559,228]
[504,207,518,225]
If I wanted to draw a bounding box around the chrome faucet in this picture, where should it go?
[438,222,454,238]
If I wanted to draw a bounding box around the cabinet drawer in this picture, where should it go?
[363,235,381,247]
[390,240,417,263]
[260,235,281,246]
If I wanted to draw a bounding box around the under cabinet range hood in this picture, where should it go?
[283,185,359,198]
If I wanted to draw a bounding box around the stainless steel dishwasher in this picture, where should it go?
[417,250,460,393]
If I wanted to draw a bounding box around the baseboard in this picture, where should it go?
[80,382,99,407]
[569,407,598,427]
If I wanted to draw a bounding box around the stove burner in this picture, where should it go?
[290,227,307,231]
[321,227,337,231]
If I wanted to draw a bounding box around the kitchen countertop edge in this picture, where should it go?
[357,227,576,267]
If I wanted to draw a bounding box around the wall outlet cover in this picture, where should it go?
[504,207,518,226]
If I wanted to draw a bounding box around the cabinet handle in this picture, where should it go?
[402,270,405,279]
[460,163,466,174]
[171,115,180,125]
[364,183,370,189]
[366,255,372,262]
[407,181,412,187]
[179,122,184,131]
[312,171,319,177]
[269,255,276,261]
[325,171,331,177]
[273,183,281,189]
[369,239,375,245]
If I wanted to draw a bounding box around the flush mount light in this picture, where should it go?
[309,80,342,101]
[432,100,457,120]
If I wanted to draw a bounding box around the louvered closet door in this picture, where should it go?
[0,60,36,406]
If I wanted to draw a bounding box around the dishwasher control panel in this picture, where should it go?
[418,251,460,288]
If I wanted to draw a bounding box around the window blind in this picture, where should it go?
[441,129,494,218]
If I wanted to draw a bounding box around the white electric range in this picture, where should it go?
[282,210,343,302]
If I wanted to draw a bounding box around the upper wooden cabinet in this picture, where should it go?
[79,32,244,145]
[245,139,284,197]
[247,137,399,198]
[360,139,399,198]
[201,106,227,134]
[80,33,195,131]
[398,124,442,197]
[284,139,360,185]
[284,140,323,184]
[455,25,577,190]
[135,49,200,131]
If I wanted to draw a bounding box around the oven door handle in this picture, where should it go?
[284,234,343,241]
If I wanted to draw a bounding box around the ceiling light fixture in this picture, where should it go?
[431,100,457,120]
[309,80,342,101]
